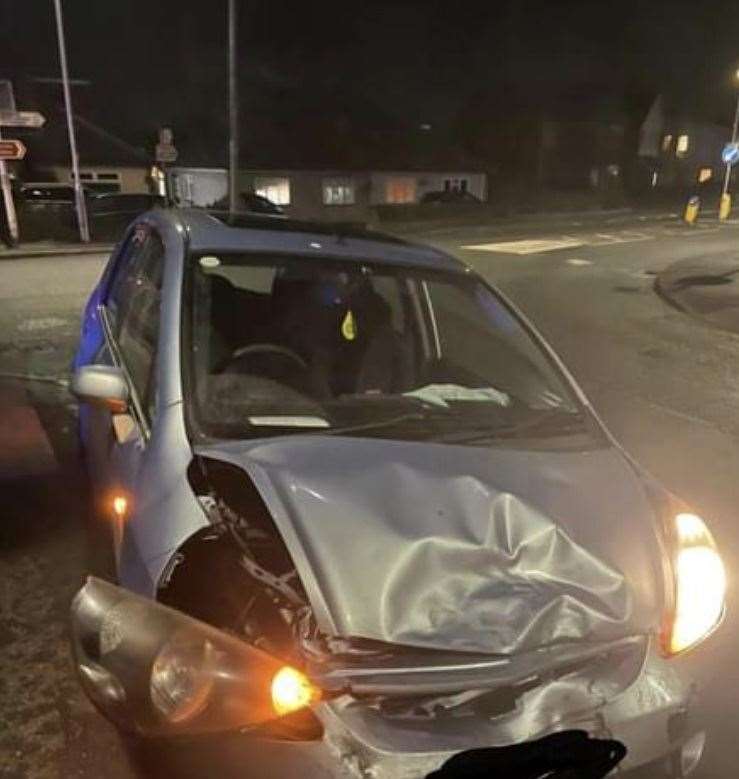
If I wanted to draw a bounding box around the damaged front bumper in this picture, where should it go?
[244,637,700,778]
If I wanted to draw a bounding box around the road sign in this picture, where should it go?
[0,139,26,160]
[155,126,177,163]
[0,110,46,128]
[155,143,178,163]
[722,142,739,166]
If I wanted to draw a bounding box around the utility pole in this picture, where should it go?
[228,0,239,217]
[0,82,19,247]
[53,0,90,242]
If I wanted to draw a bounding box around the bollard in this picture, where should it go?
[684,195,700,225]
[719,193,732,221]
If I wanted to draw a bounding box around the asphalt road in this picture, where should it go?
[2,212,739,777]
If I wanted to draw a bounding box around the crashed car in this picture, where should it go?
[70,208,725,777]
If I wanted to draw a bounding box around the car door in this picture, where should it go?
[92,224,165,560]
[78,225,155,487]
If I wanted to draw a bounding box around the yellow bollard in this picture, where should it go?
[719,192,732,221]
[684,195,700,225]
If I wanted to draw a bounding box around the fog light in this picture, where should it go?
[271,666,319,716]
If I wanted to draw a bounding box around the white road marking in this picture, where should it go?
[17,316,67,332]
[566,258,593,266]
[462,229,655,255]
[590,231,652,245]
[462,238,584,254]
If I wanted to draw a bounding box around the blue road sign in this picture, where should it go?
[722,142,739,166]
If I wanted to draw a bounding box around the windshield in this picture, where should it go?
[187,252,586,444]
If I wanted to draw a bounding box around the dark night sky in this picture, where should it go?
[2,0,739,163]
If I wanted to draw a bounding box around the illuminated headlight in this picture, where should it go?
[70,577,323,737]
[664,513,726,655]
[271,665,320,716]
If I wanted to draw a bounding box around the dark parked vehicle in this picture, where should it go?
[86,192,166,240]
[18,184,165,241]
[210,191,285,216]
[420,189,482,205]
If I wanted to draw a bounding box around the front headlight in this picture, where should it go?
[150,636,216,723]
[70,577,323,737]
[664,513,726,656]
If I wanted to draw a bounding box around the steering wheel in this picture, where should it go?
[220,342,308,374]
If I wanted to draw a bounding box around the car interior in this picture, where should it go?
[202,266,418,403]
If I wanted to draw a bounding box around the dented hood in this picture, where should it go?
[199,437,666,655]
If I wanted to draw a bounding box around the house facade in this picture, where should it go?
[637,96,732,189]
[168,167,487,220]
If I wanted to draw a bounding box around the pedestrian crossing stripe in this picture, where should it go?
[462,238,584,254]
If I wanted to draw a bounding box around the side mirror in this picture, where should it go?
[71,365,129,413]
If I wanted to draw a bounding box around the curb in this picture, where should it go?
[654,260,739,337]
[0,244,113,260]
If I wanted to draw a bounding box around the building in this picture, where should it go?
[19,106,151,194]
[637,95,731,190]
[168,166,487,221]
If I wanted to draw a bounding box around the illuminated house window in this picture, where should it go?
[698,167,713,183]
[661,134,673,152]
[254,177,291,205]
[676,135,690,158]
[322,178,356,205]
[385,177,416,204]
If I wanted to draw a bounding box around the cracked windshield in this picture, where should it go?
[0,2,737,778]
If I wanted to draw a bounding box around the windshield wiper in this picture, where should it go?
[322,411,430,437]
[431,408,586,445]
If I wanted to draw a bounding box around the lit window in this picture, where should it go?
[698,167,713,183]
[661,134,673,152]
[385,177,416,204]
[322,178,355,206]
[676,135,690,157]
[254,177,291,205]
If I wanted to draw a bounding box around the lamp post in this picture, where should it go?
[53,0,90,242]
[228,0,239,218]
[719,69,739,219]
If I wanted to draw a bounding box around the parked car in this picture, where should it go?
[69,207,723,777]
[85,191,166,240]
[18,183,165,241]
[420,189,481,205]
[209,191,285,216]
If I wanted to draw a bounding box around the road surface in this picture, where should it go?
[2,212,739,777]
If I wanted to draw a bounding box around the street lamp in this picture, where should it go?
[52,0,90,242]
[720,69,739,213]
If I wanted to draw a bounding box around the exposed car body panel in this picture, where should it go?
[196,436,665,655]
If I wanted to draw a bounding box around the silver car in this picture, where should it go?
[70,208,725,778]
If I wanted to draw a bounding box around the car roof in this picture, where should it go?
[147,207,466,272]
